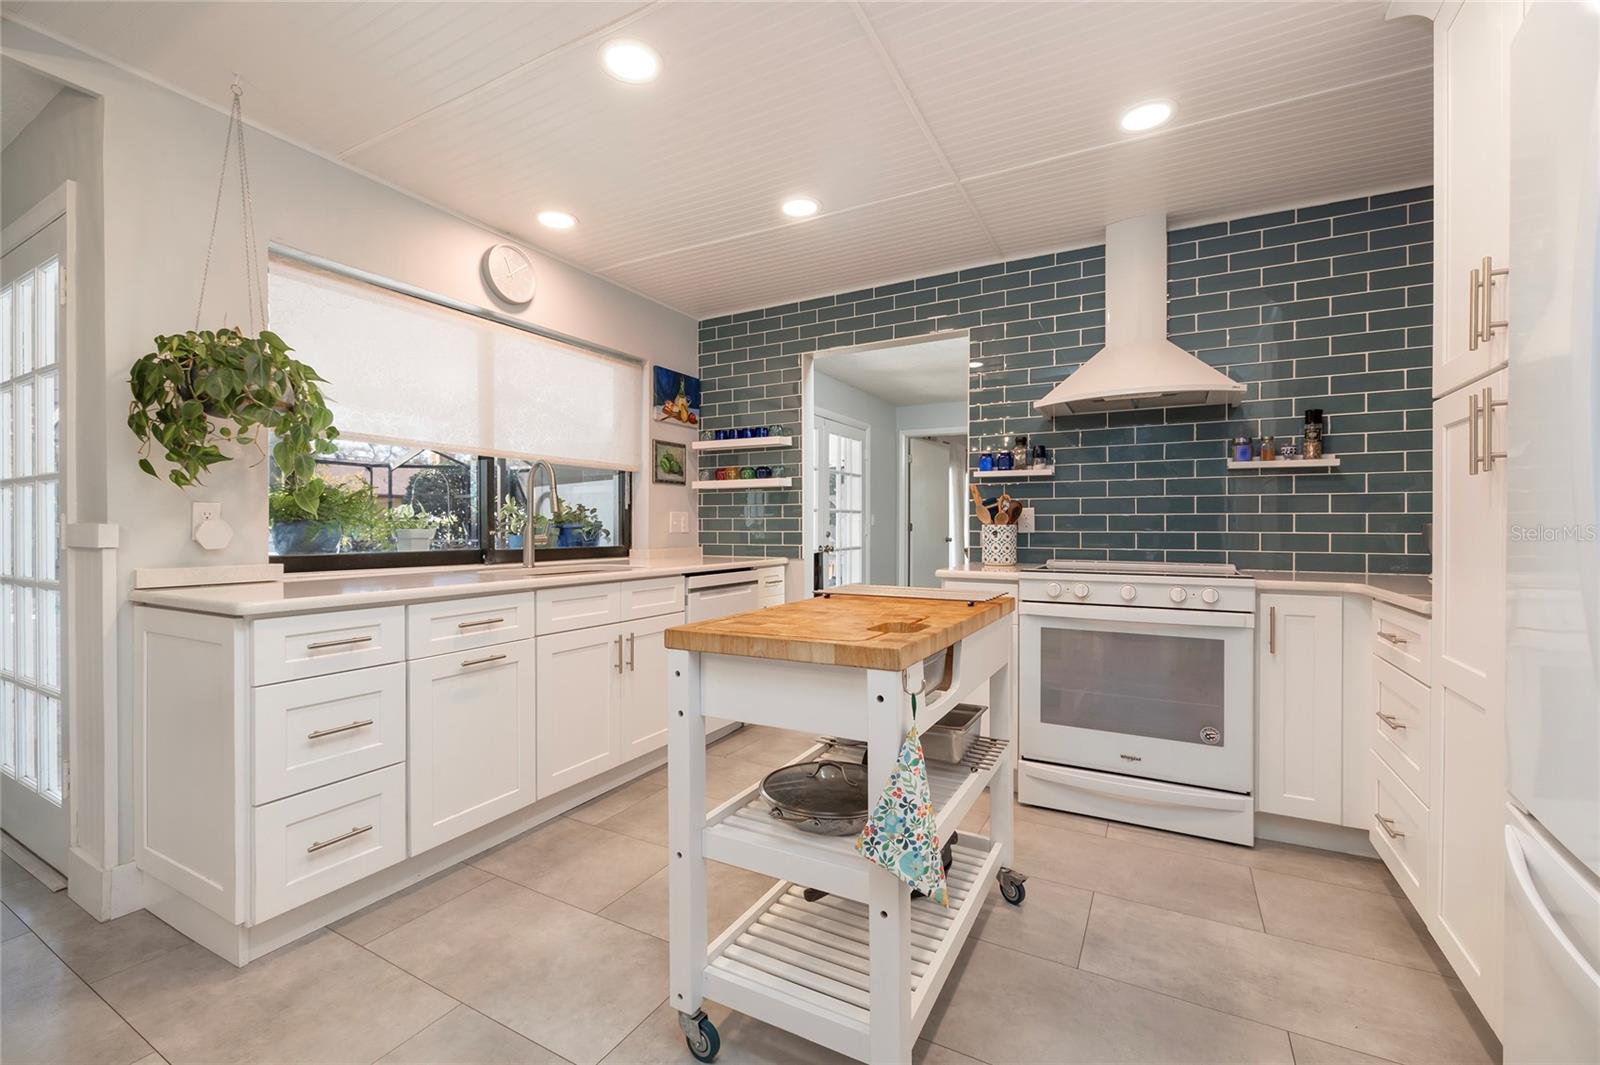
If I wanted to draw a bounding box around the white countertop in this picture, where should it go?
[130,556,787,619]
[936,563,1432,616]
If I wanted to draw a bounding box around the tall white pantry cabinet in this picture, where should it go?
[1410,0,1523,1035]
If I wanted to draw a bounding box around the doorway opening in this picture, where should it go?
[804,333,968,590]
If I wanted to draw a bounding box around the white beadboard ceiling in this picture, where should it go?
[6,1,1432,319]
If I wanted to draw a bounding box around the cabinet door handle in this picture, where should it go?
[1268,606,1276,655]
[307,824,373,853]
[461,653,507,669]
[615,635,624,673]
[306,719,375,740]
[1374,813,1406,840]
[306,635,373,652]
[1468,266,1482,352]
[1468,391,1483,476]
[1481,255,1510,341]
[626,632,636,672]
[1483,385,1508,470]
[456,616,505,630]
[1375,711,1408,731]
[1377,631,1408,647]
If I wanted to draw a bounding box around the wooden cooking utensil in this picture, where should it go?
[969,484,992,524]
[1006,500,1024,525]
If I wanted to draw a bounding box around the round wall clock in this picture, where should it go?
[482,243,537,305]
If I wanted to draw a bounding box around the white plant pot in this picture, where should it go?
[394,527,435,552]
[980,524,1017,568]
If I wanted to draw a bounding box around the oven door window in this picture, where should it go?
[1039,627,1227,746]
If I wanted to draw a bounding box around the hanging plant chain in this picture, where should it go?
[195,79,265,333]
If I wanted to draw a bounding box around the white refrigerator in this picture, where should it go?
[1504,4,1600,1062]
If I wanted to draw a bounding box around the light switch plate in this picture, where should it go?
[669,511,689,534]
[1018,506,1036,533]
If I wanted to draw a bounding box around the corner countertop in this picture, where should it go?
[129,556,787,619]
[935,562,1432,616]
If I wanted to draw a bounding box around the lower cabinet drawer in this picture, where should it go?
[1370,755,1428,908]
[252,764,406,923]
[1372,602,1430,685]
[252,664,407,804]
[1371,657,1431,801]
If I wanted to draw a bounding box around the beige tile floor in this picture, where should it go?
[0,726,1500,1065]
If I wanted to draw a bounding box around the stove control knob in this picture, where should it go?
[1169,586,1188,603]
[1120,584,1137,602]
[1072,582,1091,599]
[1045,581,1063,598]
[1200,587,1220,605]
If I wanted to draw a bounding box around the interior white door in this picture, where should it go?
[814,415,866,588]
[906,437,952,588]
[1431,368,1508,1030]
[1,215,67,873]
[536,623,621,795]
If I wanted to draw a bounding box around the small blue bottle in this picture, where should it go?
[978,452,994,472]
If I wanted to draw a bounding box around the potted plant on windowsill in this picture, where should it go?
[268,479,381,555]
[497,497,528,549]
[388,503,439,552]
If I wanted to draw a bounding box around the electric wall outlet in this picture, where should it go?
[191,501,233,551]
[1018,506,1036,533]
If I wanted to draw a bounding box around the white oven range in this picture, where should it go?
[1017,560,1257,845]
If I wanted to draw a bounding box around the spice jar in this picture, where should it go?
[1232,435,1253,462]
[1012,434,1030,469]
[1259,435,1277,461]
[1303,409,1325,459]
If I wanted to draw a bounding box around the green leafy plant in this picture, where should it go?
[553,500,609,543]
[386,503,440,531]
[127,328,339,517]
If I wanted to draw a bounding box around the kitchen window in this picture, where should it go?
[264,253,639,571]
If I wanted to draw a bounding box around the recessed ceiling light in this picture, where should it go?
[781,197,820,219]
[1119,100,1173,132]
[969,360,982,369]
[537,210,576,230]
[601,39,660,83]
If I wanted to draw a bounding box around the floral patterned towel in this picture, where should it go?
[854,728,947,906]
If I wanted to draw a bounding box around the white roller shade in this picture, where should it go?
[268,257,641,470]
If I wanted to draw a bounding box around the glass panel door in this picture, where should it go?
[815,415,865,588]
[1,215,67,872]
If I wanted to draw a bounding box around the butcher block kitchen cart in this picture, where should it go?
[663,586,1024,1063]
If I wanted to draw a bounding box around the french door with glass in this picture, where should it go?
[1,215,67,872]
[814,415,865,589]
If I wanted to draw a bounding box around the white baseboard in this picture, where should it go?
[65,848,144,920]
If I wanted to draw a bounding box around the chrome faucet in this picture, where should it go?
[522,460,561,569]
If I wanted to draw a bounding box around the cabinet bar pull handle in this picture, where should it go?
[461,653,507,668]
[307,824,373,853]
[615,635,624,673]
[306,719,375,740]
[1468,391,1483,476]
[1468,266,1481,351]
[1268,606,1276,655]
[627,633,636,671]
[1374,813,1406,840]
[1375,711,1407,731]
[306,635,373,651]
[456,617,505,630]
[1483,385,1508,470]
[1377,631,1408,647]
[1482,255,1510,340]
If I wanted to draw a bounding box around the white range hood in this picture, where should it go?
[1034,214,1246,415]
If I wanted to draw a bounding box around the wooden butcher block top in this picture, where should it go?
[665,586,1014,671]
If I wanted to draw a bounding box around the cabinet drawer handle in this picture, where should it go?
[1483,385,1508,471]
[461,653,507,668]
[1468,391,1483,476]
[1468,266,1481,352]
[305,635,373,652]
[1481,255,1510,341]
[456,616,505,630]
[615,635,624,674]
[1376,631,1408,647]
[306,719,375,740]
[626,632,636,672]
[1375,711,1407,731]
[1374,813,1406,840]
[307,824,373,853]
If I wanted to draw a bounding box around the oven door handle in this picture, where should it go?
[1020,602,1256,629]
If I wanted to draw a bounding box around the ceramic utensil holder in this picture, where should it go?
[980,524,1017,567]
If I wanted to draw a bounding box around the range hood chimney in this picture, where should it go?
[1034,214,1246,416]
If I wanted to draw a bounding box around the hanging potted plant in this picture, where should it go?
[125,81,341,521]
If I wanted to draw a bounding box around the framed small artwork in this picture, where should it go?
[653,365,701,426]
[653,439,688,484]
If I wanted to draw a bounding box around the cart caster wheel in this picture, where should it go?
[998,867,1028,906]
[683,1013,720,1062]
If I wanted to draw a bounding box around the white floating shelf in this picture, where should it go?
[692,477,792,490]
[972,465,1054,480]
[692,436,792,452]
[1227,457,1341,470]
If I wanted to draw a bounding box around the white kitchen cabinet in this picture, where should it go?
[408,639,538,853]
[1433,0,1521,396]
[618,612,679,760]
[1428,366,1509,1030]
[252,663,407,805]
[1255,593,1344,824]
